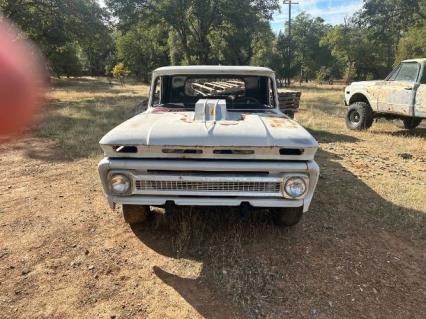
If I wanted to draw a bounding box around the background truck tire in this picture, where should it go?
[345,102,374,131]
[272,207,304,226]
[394,118,422,130]
[122,205,149,225]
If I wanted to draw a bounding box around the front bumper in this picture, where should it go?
[98,158,320,212]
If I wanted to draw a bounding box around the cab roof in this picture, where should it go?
[152,65,275,77]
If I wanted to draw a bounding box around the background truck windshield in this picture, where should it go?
[153,75,275,110]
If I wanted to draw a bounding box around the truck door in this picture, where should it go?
[377,62,420,116]
[414,65,426,118]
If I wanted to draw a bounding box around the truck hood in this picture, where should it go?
[100,111,318,148]
[350,80,384,87]
[99,110,319,161]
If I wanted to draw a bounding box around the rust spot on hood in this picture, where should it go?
[264,117,298,129]
[181,115,191,123]
[219,121,240,126]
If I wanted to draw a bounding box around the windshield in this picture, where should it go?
[151,75,275,110]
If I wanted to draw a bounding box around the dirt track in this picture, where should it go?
[0,79,425,319]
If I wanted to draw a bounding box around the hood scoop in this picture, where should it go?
[194,99,227,122]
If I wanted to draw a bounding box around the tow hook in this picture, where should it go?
[165,201,176,219]
[240,202,251,221]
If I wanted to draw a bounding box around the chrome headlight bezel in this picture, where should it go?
[109,173,132,196]
[281,175,309,199]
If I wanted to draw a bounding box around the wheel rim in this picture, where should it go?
[349,110,361,124]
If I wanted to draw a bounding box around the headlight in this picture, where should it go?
[283,176,307,198]
[110,174,131,195]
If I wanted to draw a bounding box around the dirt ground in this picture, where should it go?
[0,78,425,319]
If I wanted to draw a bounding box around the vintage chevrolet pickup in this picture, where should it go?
[345,58,426,130]
[98,66,319,226]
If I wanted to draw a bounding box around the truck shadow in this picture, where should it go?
[372,127,426,138]
[129,131,425,318]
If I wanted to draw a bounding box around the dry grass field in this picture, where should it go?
[0,77,425,319]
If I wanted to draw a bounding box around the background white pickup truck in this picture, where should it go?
[344,58,426,130]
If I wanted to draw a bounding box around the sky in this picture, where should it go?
[271,0,363,33]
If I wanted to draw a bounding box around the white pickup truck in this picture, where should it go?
[98,66,319,227]
[345,58,426,130]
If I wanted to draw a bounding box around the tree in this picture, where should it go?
[395,0,426,63]
[250,22,277,67]
[115,23,170,81]
[291,14,332,81]
[277,13,336,82]
[321,23,379,82]
[358,0,426,70]
[396,24,426,63]
[107,0,280,65]
[0,0,114,77]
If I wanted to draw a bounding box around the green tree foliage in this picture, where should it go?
[0,0,114,77]
[2,0,426,82]
[357,0,426,71]
[48,43,82,77]
[250,22,277,67]
[396,25,426,63]
[290,14,334,81]
[395,0,426,63]
[107,0,280,65]
[112,63,130,86]
[321,24,379,82]
[115,23,170,81]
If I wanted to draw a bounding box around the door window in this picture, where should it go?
[152,77,161,105]
[393,62,420,82]
[268,78,276,107]
[421,67,426,84]
[387,65,401,81]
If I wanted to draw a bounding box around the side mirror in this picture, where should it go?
[278,91,302,119]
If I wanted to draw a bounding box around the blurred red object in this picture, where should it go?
[0,20,47,137]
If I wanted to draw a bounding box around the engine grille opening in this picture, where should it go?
[162,149,203,154]
[279,148,304,156]
[213,149,255,155]
[113,145,138,153]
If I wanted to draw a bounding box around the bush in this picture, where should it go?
[112,63,130,85]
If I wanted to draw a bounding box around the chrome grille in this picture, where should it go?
[132,173,284,197]
[135,180,281,193]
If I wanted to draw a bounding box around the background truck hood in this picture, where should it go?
[350,80,384,87]
[99,111,319,149]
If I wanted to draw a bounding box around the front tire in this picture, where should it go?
[394,118,422,130]
[345,102,374,131]
[272,207,304,227]
[122,205,149,225]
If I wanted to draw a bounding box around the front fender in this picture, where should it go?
[345,88,376,110]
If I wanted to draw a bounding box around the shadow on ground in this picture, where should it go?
[128,131,426,319]
[372,126,426,138]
